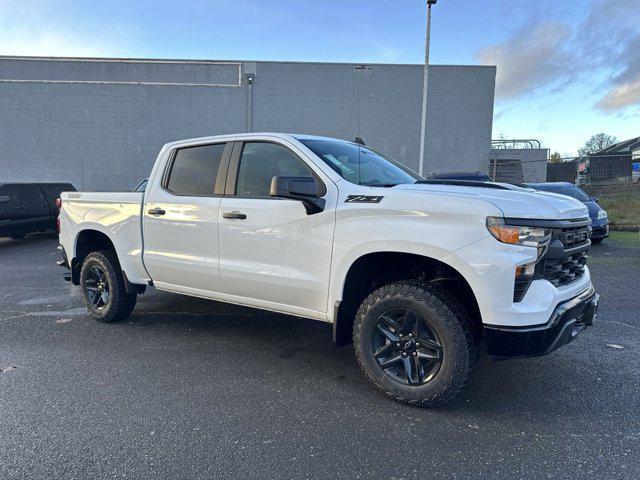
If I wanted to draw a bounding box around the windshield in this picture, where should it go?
[532,184,591,202]
[299,138,421,187]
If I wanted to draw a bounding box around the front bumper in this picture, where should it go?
[591,222,609,239]
[484,285,598,358]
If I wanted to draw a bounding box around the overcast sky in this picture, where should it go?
[1,0,638,156]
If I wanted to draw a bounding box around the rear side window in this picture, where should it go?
[15,185,44,202]
[166,143,226,196]
[236,142,312,197]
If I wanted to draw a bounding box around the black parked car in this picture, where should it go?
[0,183,76,239]
[527,182,609,242]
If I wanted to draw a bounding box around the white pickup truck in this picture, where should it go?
[58,133,598,406]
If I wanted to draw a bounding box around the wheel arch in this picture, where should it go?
[71,228,144,294]
[332,250,482,347]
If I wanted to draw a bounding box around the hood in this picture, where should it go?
[391,183,589,220]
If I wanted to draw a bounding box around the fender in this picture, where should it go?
[328,239,468,323]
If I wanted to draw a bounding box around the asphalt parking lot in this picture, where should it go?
[1,233,638,479]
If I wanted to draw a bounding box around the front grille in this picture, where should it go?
[541,225,591,287]
[543,250,588,286]
[558,226,590,248]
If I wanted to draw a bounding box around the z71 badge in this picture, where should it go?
[345,195,384,203]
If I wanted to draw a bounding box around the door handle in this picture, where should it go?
[16,206,23,210]
[223,211,247,220]
[147,207,166,216]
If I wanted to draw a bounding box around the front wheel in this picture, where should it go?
[353,281,477,407]
[80,250,137,322]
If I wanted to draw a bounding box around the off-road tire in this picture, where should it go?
[80,250,137,322]
[353,281,477,407]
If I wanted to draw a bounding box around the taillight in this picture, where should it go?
[55,198,62,233]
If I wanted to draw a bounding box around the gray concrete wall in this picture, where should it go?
[490,148,549,183]
[0,56,495,190]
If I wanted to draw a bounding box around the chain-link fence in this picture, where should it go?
[548,153,639,186]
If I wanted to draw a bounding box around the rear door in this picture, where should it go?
[143,141,232,297]
[13,184,51,232]
[0,185,20,235]
[218,139,337,319]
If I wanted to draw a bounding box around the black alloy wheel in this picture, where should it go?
[372,308,443,385]
[353,281,477,407]
[80,250,137,322]
[84,265,110,310]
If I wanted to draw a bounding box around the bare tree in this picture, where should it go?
[578,133,618,156]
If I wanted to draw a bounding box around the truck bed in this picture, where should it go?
[58,191,149,284]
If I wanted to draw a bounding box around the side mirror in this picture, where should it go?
[591,196,599,203]
[270,175,325,214]
[0,195,11,204]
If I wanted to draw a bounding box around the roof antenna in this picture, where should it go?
[354,136,366,146]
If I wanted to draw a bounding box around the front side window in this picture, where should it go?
[236,142,312,197]
[166,143,226,196]
[300,139,420,187]
[15,184,44,202]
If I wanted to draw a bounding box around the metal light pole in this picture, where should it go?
[418,0,436,176]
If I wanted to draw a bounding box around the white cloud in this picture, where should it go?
[476,0,640,113]
[475,22,570,99]
[0,0,133,57]
[595,33,640,112]
[596,77,640,111]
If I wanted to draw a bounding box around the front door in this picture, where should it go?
[218,140,337,319]
[13,184,51,232]
[143,142,231,297]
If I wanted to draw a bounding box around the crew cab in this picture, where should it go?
[57,133,598,406]
[0,182,75,239]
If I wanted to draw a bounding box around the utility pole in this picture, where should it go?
[418,0,436,176]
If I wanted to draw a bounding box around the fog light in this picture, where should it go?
[514,261,538,302]
[515,262,536,278]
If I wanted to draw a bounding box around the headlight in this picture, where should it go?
[487,217,552,302]
[486,217,551,248]
[597,209,607,220]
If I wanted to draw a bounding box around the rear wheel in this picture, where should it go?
[80,250,137,322]
[353,281,476,407]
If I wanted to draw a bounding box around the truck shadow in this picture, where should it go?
[122,290,620,420]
